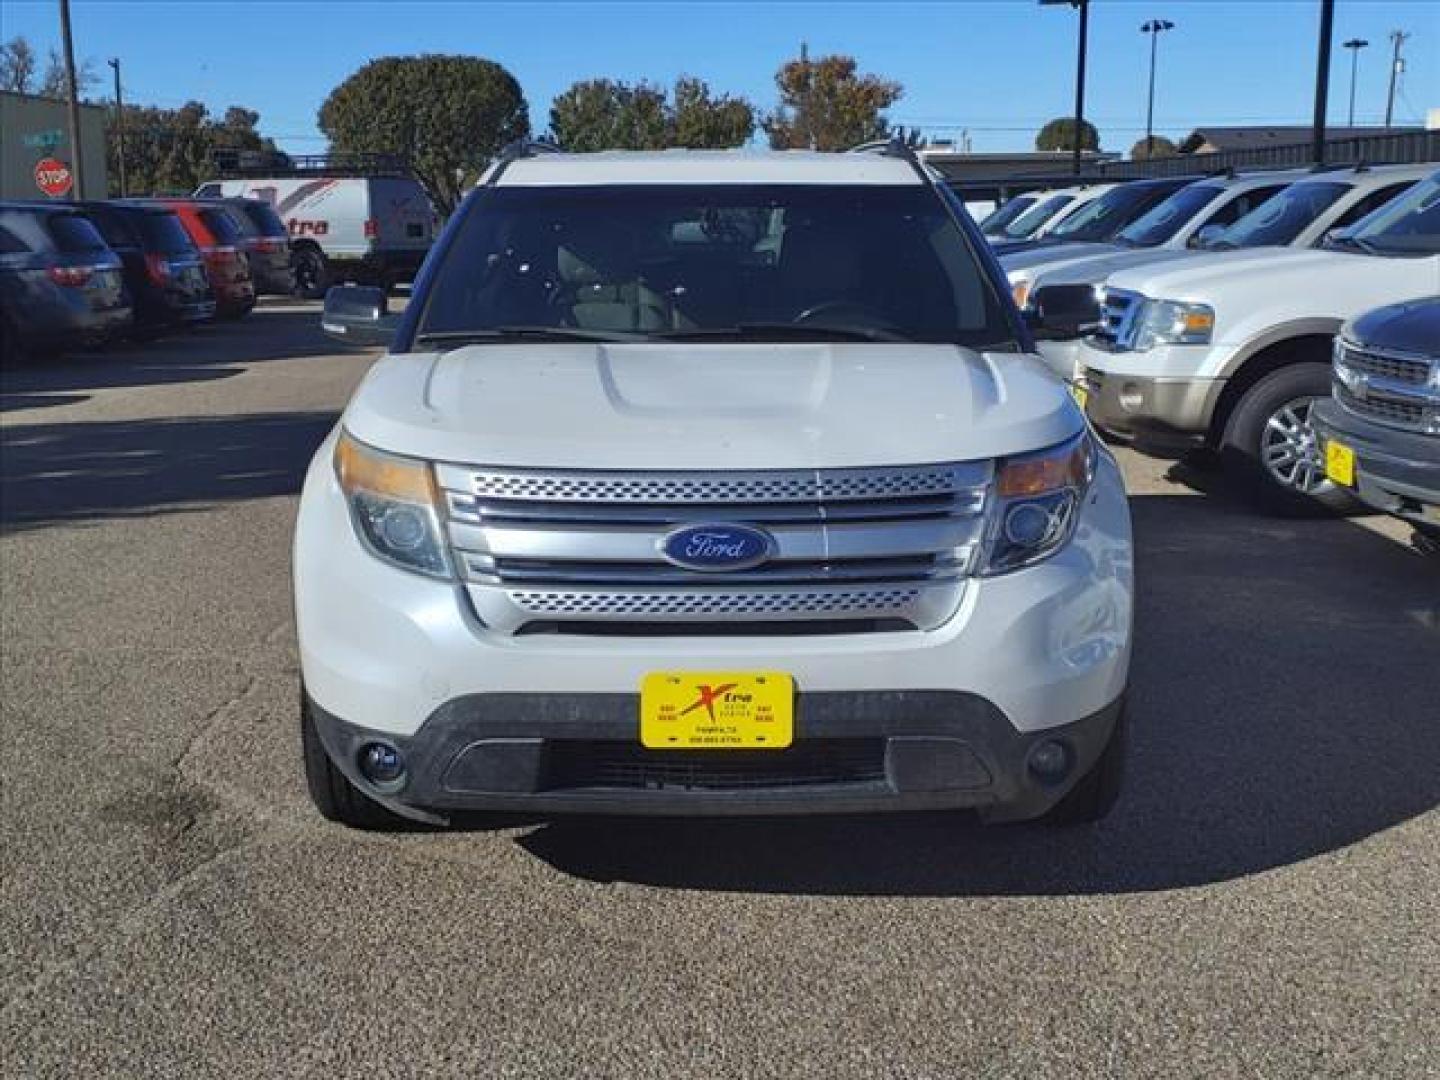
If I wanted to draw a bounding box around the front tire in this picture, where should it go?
[1220,362,1359,516]
[301,695,407,830]
[292,246,329,300]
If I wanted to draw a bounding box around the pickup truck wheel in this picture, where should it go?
[1221,362,1360,516]
[301,697,407,830]
[292,247,329,300]
[1040,704,1126,826]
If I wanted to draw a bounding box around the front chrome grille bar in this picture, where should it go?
[436,462,991,634]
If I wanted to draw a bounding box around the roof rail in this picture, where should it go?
[847,134,932,184]
[207,150,415,179]
[485,139,564,186]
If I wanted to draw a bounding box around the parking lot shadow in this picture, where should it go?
[0,410,336,531]
[0,310,345,412]
[518,496,1440,896]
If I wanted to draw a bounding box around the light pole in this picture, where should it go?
[1341,39,1368,126]
[1141,19,1175,157]
[1040,0,1090,177]
[58,0,85,198]
[107,57,126,196]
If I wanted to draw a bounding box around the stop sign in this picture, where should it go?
[34,157,73,198]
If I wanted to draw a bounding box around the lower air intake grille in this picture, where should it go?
[545,740,888,791]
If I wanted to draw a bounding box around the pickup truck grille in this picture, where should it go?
[435,462,991,634]
[1333,340,1440,435]
[1089,288,1143,351]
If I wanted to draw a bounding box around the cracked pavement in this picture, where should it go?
[2,307,1437,1078]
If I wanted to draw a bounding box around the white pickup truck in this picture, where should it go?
[1069,169,1440,512]
[294,144,1134,829]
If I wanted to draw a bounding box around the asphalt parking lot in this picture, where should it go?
[2,305,1437,1079]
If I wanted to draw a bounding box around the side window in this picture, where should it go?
[1332,183,1412,228]
[0,224,30,254]
[195,183,222,198]
[1207,185,1286,228]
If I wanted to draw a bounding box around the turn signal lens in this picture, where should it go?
[996,437,1092,497]
[1011,279,1033,310]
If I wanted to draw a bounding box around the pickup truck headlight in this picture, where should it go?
[1129,299,1215,351]
[334,430,451,578]
[980,432,1095,575]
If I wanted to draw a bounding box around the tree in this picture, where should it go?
[319,55,529,213]
[40,47,98,99]
[1036,117,1099,152]
[1177,130,1207,154]
[104,100,279,196]
[548,76,755,151]
[764,53,902,151]
[0,36,37,93]
[1130,135,1177,160]
[670,77,755,149]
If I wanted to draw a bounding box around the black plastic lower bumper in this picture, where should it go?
[307,690,1125,825]
[1312,399,1440,527]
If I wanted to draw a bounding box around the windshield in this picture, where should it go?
[1048,182,1183,241]
[1115,184,1225,247]
[1210,182,1350,248]
[1003,193,1075,238]
[1347,174,1440,255]
[978,195,1036,234]
[416,184,1018,348]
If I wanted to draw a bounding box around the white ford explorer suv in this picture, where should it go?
[296,143,1134,829]
[1073,168,1440,512]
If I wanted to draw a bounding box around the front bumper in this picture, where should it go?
[1077,341,1225,450]
[308,690,1125,824]
[1312,399,1440,528]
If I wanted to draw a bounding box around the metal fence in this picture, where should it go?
[1084,130,1439,179]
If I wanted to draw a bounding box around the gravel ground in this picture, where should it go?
[2,309,1437,1078]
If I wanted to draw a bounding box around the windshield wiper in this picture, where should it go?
[414,326,642,346]
[654,322,911,344]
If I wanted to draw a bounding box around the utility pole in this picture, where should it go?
[1383,30,1410,128]
[1039,0,1091,177]
[799,41,814,150]
[1342,39,1368,127]
[1311,0,1335,166]
[58,0,86,198]
[107,57,126,197]
[1141,19,1176,157]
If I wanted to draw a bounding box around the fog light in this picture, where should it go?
[1118,383,1145,413]
[358,741,405,784]
[1027,739,1071,781]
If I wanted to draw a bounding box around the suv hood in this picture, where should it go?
[1104,247,1359,300]
[1001,242,1118,274]
[1033,247,1206,289]
[343,343,1083,470]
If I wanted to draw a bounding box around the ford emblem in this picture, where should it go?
[659,523,774,572]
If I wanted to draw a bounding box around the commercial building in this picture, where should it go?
[0,90,109,200]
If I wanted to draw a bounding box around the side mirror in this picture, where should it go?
[1190,223,1226,249]
[321,285,397,347]
[1024,284,1101,341]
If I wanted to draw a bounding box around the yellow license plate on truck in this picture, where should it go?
[1325,438,1356,487]
[640,672,793,750]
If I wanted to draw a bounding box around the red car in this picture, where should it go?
[145,199,256,319]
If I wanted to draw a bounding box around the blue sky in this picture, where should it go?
[5,0,1437,154]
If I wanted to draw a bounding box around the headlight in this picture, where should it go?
[1128,299,1214,351]
[980,432,1095,575]
[334,430,451,578]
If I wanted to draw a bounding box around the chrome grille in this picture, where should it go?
[1333,339,1440,435]
[437,462,990,634]
[1090,288,1143,350]
[1338,341,1430,386]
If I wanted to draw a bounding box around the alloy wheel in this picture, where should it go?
[1260,395,1330,493]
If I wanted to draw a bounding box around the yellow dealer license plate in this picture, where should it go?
[640,672,793,750]
[1070,382,1089,410]
[1325,438,1356,487]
